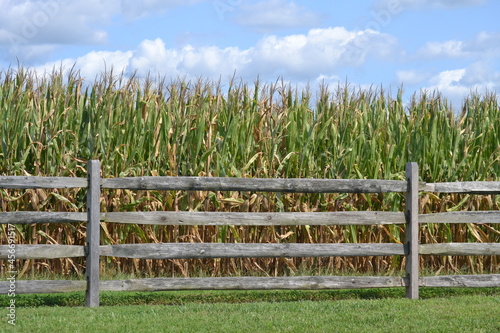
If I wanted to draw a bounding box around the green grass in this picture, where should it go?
[2,287,499,307]
[2,293,499,332]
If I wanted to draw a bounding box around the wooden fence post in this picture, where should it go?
[405,162,419,299]
[86,160,101,307]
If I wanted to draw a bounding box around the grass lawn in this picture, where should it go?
[1,289,499,332]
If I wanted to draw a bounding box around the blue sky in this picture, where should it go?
[0,0,499,108]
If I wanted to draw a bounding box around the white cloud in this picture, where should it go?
[129,38,174,74]
[233,0,323,32]
[417,40,464,58]
[405,32,500,104]
[129,38,250,78]
[424,65,500,106]
[463,31,500,57]
[179,45,250,77]
[0,0,207,63]
[0,0,116,62]
[429,68,466,87]
[425,71,473,107]
[462,62,500,88]
[32,27,399,82]
[416,31,500,60]
[250,28,399,79]
[36,49,133,79]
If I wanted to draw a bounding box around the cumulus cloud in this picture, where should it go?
[32,27,399,82]
[423,64,500,106]
[249,28,399,79]
[424,68,475,106]
[232,0,323,32]
[429,68,466,88]
[417,40,464,58]
[178,45,251,77]
[0,0,116,62]
[399,31,500,106]
[416,31,500,59]
[0,0,114,44]
[462,31,500,57]
[0,0,207,63]
[36,49,133,79]
[461,61,500,86]
[128,38,250,78]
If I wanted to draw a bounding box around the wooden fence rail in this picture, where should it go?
[2,243,499,261]
[1,161,499,307]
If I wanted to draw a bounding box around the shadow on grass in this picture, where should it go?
[2,287,499,307]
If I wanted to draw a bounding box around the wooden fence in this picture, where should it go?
[1,161,499,307]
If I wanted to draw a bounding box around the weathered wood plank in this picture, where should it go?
[420,274,500,287]
[5,210,497,226]
[3,274,497,294]
[102,211,406,226]
[0,212,87,225]
[3,211,498,226]
[422,182,500,194]
[102,177,407,193]
[419,211,500,224]
[86,160,101,307]
[419,243,500,255]
[99,276,406,292]
[0,280,86,294]
[405,162,419,299]
[0,176,87,189]
[99,243,406,259]
[0,245,85,259]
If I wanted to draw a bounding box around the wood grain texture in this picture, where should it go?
[2,166,499,301]
[99,276,406,292]
[420,274,500,287]
[422,181,500,194]
[0,212,87,225]
[0,245,84,259]
[419,243,500,255]
[2,275,497,294]
[0,280,86,294]
[419,211,500,224]
[0,176,87,189]
[405,162,419,299]
[86,160,101,307]
[102,211,406,226]
[99,243,406,259]
[3,211,498,226]
[102,177,407,193]
[2,211,497,226]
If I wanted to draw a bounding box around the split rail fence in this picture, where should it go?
[1,161,499,307]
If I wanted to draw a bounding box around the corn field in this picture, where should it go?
[1,67,499,278]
